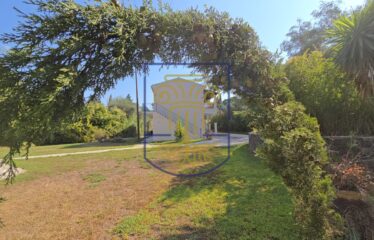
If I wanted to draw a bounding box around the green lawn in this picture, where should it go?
[0,139,139,158]
[114,145,300,239]
[3,148,142,183]
[1,143,299,239]
[1,141,218,183]
[0,138,204,158]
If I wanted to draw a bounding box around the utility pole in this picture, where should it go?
[135,73,141,141]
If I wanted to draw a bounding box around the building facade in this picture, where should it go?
[151,78,217,140]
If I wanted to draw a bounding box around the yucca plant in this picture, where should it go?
[327,1,374,96]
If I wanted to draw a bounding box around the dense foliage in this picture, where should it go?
[285,51,374,135]
[283,0,374,97]
[41,101,138,144]
[210,110,250,133]
[327,0,374,96]
[108,94,136,116]
[256,101,342,238]
[211,96,255,133]
[0,0,339,238]
[0,0,270,159]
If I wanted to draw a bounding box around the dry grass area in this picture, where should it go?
[0,145,297,240]
[0,154,172,239]
[0,144,222,240]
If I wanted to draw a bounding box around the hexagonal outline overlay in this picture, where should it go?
[143,62,231,177]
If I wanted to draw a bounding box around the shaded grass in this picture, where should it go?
[145,144,226,175]
[114,145,299,239]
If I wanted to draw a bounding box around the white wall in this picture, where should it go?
[152,78,205,139]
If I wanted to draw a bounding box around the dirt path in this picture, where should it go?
[0,158,172,240]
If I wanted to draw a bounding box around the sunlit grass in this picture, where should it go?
[114,145,300,239]
[1,143,300,239]
[2,149,142,183]
[0,139,139,157]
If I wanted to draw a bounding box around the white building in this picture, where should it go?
[151,78,218,140]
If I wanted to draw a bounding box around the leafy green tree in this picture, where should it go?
[125,94,132,101]
[211,109,251,133]
[285,51,374,135]
[42,102,129,144]
[0,0,269,161]
[0,1,339,237]
[282,1,343,56]
[108,96,136,117]
[220,96,248,111]
[327,0,374,96]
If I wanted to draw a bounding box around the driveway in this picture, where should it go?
[192,133,248,146]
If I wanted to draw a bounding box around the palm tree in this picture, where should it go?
[327,1,374,96]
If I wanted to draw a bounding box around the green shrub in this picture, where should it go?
[90,127,109,141]
[211,110,251,133]
[174,120,185,142]
[285,51,374,135]
[256,101,342,239]
[41,102,136,144]
[117,125,137,138]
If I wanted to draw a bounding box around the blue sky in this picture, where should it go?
[0,0,365,106]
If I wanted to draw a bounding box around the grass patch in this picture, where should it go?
[1,149,141,183]
[0,140,139,158]
[114,210,159,237]
[83,173,106,186]
[114,145,299,239]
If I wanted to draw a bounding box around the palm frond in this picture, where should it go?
[327,1,374,96]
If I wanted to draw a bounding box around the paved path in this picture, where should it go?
[192,133,248,146]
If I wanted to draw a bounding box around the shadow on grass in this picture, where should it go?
[158,145,299,239]
[115,145,300,239]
